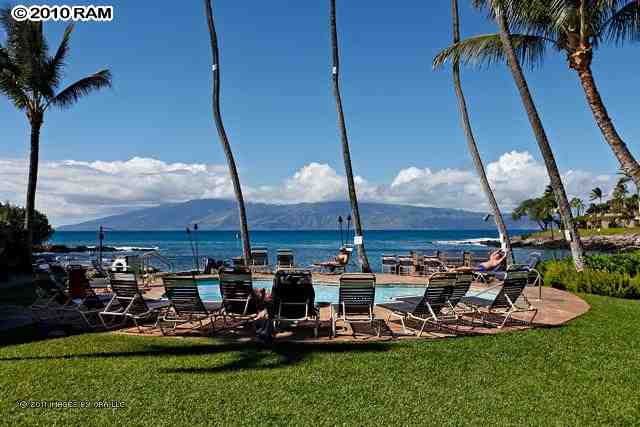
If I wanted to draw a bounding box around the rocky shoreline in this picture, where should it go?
[481,233,640,252]
[33,245,155,254]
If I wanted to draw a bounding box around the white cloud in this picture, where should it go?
[276,162,345,203]
[0,157,234,225]
[0,152,616,226]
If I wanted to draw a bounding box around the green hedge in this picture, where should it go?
[584,252,640,276]
[540,255,640,299]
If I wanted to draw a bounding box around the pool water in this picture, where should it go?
[196,279,428,304]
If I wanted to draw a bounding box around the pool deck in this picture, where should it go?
[119,273,590,343]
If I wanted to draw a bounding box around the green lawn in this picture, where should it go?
[1,295,639,426]
[526,227,640,239]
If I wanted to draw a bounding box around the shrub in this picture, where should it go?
[584,252,640,276]
[0,225,32,276]
[0,202,53,245]
[540,255,640,299]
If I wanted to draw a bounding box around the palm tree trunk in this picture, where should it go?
[24,118,42,258]
[204,0,251,265]
[451,0,514,265]
[495,10,585,271]
[329,0,371,273]
[575,64,640,190]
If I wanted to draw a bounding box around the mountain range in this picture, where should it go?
[59,199,534,231]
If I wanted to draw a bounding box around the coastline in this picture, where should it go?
[482,233,640,252]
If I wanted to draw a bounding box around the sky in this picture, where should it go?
[1,1,638,226]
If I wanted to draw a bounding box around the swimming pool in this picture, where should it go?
[196,279,428,304]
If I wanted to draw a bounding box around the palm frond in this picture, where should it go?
[472,0,565,35]
[0,45,14,73]
[22,21,52,97]
[0,70,29,110]
[0,41,29,110]
[0,8,52,98]
[48,69,112,109]
[433,33,551,70]
[602,1,640,45]
[43,24,74,90]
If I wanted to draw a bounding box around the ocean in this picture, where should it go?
[48,229,566,272]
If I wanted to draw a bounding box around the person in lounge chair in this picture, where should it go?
[313,248,351,273]
[457,249,507,273]
[253,271,317,343]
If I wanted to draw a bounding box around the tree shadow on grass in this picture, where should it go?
[0,340,391,373]
[160,341,391,374]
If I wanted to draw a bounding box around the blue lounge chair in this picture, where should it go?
[331,273,380,337]
[379,272,458,336]
[157,274,221,335]
[462,269,538,328]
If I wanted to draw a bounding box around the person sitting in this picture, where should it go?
[457,249,507,273]
[313,247,351,273]
[254,271,317,343]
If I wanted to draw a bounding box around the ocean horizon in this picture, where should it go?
[49,229,556,272]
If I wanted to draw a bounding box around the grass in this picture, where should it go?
[525,227,640,239]
[1,295,639,425]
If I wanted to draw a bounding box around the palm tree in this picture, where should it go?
[570,197,585,217]
[618,168,640,216]
[434,1,585,271]
[589,186,604,225]
[329,0,371,272]
[450,0,514,264]
[435,0,640,189]
[613,179,628,213]
[0,11,111,255]
[203,0,251,265]
[590,187,603,204]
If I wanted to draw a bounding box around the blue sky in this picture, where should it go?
[1,1,638,225]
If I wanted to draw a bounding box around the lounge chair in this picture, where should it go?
[396,272,473,307]
[272,270,319,337]
[421,257,448,275]
[276,249,295,271]
[379,272,458,336]
[397,256,413,275]
[157,274,221,335]
[30,269,70,326]
[232,256,245,267]
[461,269,538,328]
[57,265,109,330]
[218,266,258,323]
[312,247,351,274]
[381,254,398,274]
[440,252,465,269]
[99,272,168,332]
[469,251,491,265]
[250,247,270,273]
[330,273,380,337]
[446,272,474,316]
[508,253,543,291]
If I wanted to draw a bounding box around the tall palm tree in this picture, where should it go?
[435,1,585,271]
[0,11,111,255]
[589,186,604,222]
[613,179,628,213]
[329,0,371,272]
[590,187,603,204]
[203,0,251,265]
[570,197,585,217]
[435,0,640,189]
[450,0,514,265]
[618,168,640,215]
